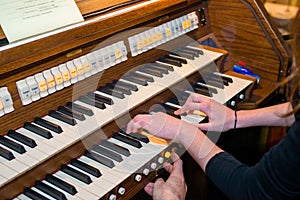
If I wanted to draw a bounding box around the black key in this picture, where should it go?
[7,130,37,148]
[195,83,218,94]
[49,110,77,126]
[46,174,77,195]
[145,63,170,74]
[61,164,92,184]
[150,104,180,118]
[166,54,188,64]
[98,87,125,99]
[24,122,53,139]
[152,62,174,71]
[169,92,189,106]
[205,74,229,86]
[112,132,142,148]
[168,97,180,106]
[100,140,130,157]
[79,96,106,110]
[34,117,63,133]
[87,92,114,105]
[129,71,154,82]
[137,67,163,78]
[119,130,149,143]
[57,106,86,121]
[0,135,26,154]
[211,73,233,83]
[175,49,198,58]
[182,46,204,55]
[122,74,148,86]
[84,150,115,168]
[71,159,101,178]
[193,87,212,97]
[106,83,132,95]
[112,79,138,92]
[24,187,50,200]
[158,57,182,67]
[66,102,94,116]
[93,145,123,162]
[164,103,186,114]
[199,78,224,89]
[35,180,67,200]
[170,51,194,60]
[0,146,14,160]
[177,92,190,101]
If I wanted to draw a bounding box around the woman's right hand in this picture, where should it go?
[174,93,236,132]
[126,112,190,142]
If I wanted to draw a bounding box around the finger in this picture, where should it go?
[126,119,135,133]
[144,182,154,196]
[126,115,151,133]
[168,152,184,176]
[175,93,209,115]
[175,102,208,116]
[197,123,210,131]
[154,178,165,187]
[163,161,174,173]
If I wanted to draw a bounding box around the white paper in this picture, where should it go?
[0,0,84,42]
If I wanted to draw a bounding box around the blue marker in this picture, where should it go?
[233,63,260,83]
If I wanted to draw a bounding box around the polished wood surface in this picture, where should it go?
[0,0,292,199]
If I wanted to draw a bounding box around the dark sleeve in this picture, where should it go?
[205,120,300,200]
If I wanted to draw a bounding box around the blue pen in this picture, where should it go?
[233,63,260,83]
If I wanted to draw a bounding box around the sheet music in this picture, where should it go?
[0,0,84,43]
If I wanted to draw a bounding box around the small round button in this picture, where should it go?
[230,101,236,107]
[157,156,164,164]
[109,194,117,200]
[239,94,244,100]
[150,162,157,170]
[143,168,150,176]
[118,187,126,195]
[134,174,142,182]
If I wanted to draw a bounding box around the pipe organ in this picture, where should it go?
[0,0,291,199]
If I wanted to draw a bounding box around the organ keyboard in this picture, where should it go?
[0,0,291,199]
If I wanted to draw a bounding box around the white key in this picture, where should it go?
[43,180,82,200]
[0,152,28,174]
[14,194,32,200]
[30,187,56,200]
[78,156,125,188]
[54,171,101,199]
[0,143,39,168]
[6,135,48,162]
[32,121,75,149]
[67,164,114,194]
[0,174,7,186]
[0,162,18,182]
[17,128,57,156]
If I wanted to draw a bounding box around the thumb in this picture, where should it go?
[197,123,209,131]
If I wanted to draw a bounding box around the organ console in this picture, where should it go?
[0,0,292,199]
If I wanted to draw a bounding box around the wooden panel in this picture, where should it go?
[76,0,138,16]
[208,0,291,82]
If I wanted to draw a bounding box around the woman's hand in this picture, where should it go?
[174,93,235,132]
[144,152,187,200]
[126,112,186,142]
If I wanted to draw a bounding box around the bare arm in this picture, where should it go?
[236,102,295,128]
[126,112,223,172]
[175,93,295,132]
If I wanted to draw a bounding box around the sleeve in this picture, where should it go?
[205,120,300,200]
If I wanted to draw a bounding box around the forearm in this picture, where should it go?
[236,102,295,128]
[178,122,223,172]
